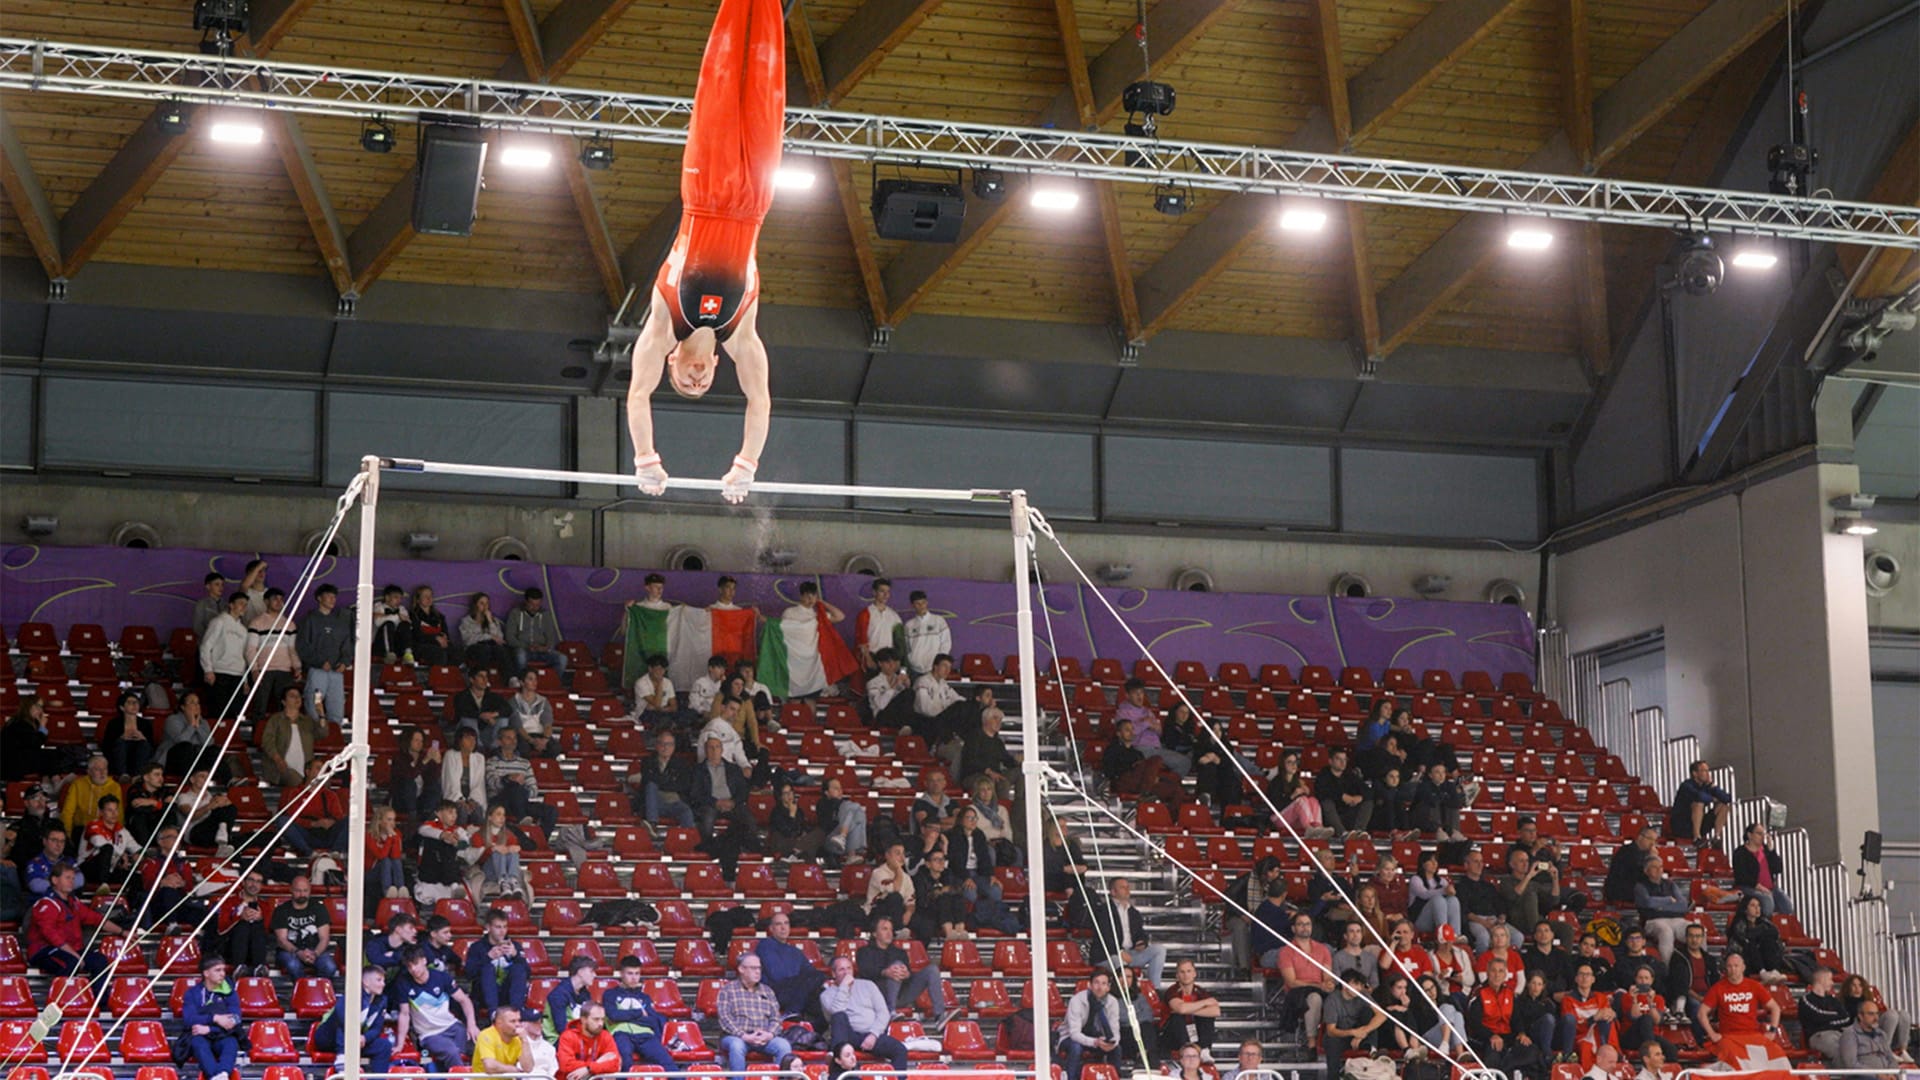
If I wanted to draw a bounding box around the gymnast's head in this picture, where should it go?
[668,328,720,398]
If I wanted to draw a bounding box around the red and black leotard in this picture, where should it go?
[655,0,785,344]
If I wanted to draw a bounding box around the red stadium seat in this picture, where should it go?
[133,1069,177,1080]
[435,897,480,931]
[0,979,31,1018]
[542,898,586,934]
[292,978,335,1019]
[788,861,835,899]
[247,1020,300,1063]
[967,978,1015,1017]
[673,939,723,976]
[662,1020,712,1062]
[942,941,988,976]
[654,902,702,937]
[119,1020,175,1064]
[617,939,668,974]
[641,978,690,1018]
[55,1020,107,1065]
[235,976,282,1017]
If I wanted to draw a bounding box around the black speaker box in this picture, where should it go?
[412,124,488,237]
[871,179,966,242]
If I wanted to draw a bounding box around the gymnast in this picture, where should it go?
[627,0,784,504]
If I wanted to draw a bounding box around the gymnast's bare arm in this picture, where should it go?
[625,289,772,504]
[625,289,677,496]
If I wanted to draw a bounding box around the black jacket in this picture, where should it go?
[1089,899,1150,963]
[1603,842,1653,904]
[1664,949,1721,1005]
[690,760,749,809]
[946,827,997,878]
[637,755,696,798]
[1315,764,1369,804]
[1732,846,1784,890]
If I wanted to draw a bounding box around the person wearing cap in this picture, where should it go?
[505,588,566,684]
[180,953,245,1080]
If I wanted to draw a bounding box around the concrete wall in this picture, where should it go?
[1548,463,1881,862]
[1,476,1541,602]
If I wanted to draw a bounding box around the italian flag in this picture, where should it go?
[623,605,760,690]
[757,604,860,697]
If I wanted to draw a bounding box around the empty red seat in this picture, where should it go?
[542,898,586,933]
[662,1019,711,1061]
[291,977,335,1019]
[247,1020,299,1063]
[641,978,690,1018]
[134,1069,177,1080]
[674,939,723,976]
[119,1020,174,1064]
[737,864,781,898]
[45,978,95,1014]
[1047,940,1091,976]
[992,941,1029,975]
[1,1019,45,1063]
[967,977,1015,1017]
[684,863,731,897]
[235,977,281,1017]
[655,901,702,937]
[941,940,988,976]
[55,1020,107,1064]
[0,978,31,1017]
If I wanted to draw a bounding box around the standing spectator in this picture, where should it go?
[25,862,122,976]
[1498,847,1562,937]
[371,583,415,664]
[156,690,219,779]
[442,727,490,825]
[902,590,950,676]
[855,578,902,672]
[464,907,533,1014]
[192,572,228,639]
[1664,923,1720,1041]
[181,954,244,1080]
[260,686,325,788]
[1604,825,1660,906]
[1634,858,1692,963]
[272,873,340,978]
[1733,823,1794,918]
[1669,760,1732,848]
[238,559,270,619]
[198,592,251,718]
[98,691,155,780]
[1315,748,1373,837]
[1322,978,1386,1077]
[296,583,354,728]
[1059,968,1122,1080]
[633,730,695,827]
[313,966,396,1076]
[543,956,598,1041]
[717,953,794,1074]
[394,945,483,1071]
[604,956,675,1070]
[61,754,122,831]
[1159,959,1221,1056]
[451,670,511,748]
[866,648,917,731]
[505,588,566,683]
[410,585,454,666]
[857,915,945,1015]
[461,595,511,675]
[1274,912,1335,1036]
[557,1002,623,1079]
[246,587,301,718]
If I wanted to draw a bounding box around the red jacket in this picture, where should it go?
[27,890,104,957]
[556,1022,621,1077]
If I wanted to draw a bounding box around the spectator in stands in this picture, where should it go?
[396,944,483,1071]
[1498,847,1561,938]
[634,729,696,827]
[1604,824,1659,907]
[1060,967,1122,1080]
[692,734,758,848]
[365,804,407,897]
[1613,963,1666,1056]
[123,762,169,842]
[370,583,414,664]
[605,955,675,1070]
[1359,699,1393,752]
[510,671,557,757]
[1276,774,1333,839]
[1669,760,1732,848]
[462,594,511,675]
[99,690,155,780]
[1315,747,1373,837]
[912,654,978,750]
[1609,929,1664,992]
[1512,969,1569,1058]
[8,788,56,888]
[1274,911,1334,1033]
[1101,719,1187,807]
[465,907,533,1013]
[1574,933,1614,990]
[443,727,490,825]
[1410,762,1467,841]
[1454,849,1506,954]
[1796,970,1850,1060]
[452,670,510,749]
[26,862,122,976]
[284,755,351,855]
[259,685,324,789]
[272,872,340,978]
[1358,729,1409,784]
[217,868,273,977]
[1409,850,1463,938]
[754,910,823,1015]
[903,590,950,676]
[719,952,795,1073]
[1322,977,1386,1075]
[1225,856,1284,971]
[1381,919,1436,983]
[181,953,244,1080]
[1397,972,1471,1061]
[1732,822,1793,918]
[238,559,269,618]
[1346,883,1393,953]
[416,800,477,904]
[506,587,567,683]
[1469,957,1535,1075]
[388,726,444,823]
[1521,920,1574,999]
[4,698,64,784]
[1090,875,1163,986]
[1663,922,1717,1041]
[314,965,396,1076]
[557,1001,622,1080]
[688,655,727,719]
[857,914,943,1015]
[865,841,916,928]
[175,768,238,850]
[61,753,121,831]
[910,770,958,834]
[634,653,678,728]
[1333,919,1380,991]
[410,585,454,666]
[947,804,1002,899]
[767,781,825,862]
[1840,973,1910,1059]
[1698,953,1780,1047]
[1369,762,1414,836]
[424,913,461,973]
[246,587,301,720]
[1220,1039,1264,1080]
[1838,999,1901,1071]
[957,701,1018,802]
[193,571,228,639]
[1633,858,1691,964]
[367,911,419,974]
[156,689,217,779]
[487,728,556,835]
[1371,855,1411,920]
[1562,961,1619,1063]
[1153,961,1218,1056]
[77,793,138,886]
[855,578,902,673]
[296,583,354,727]
[199,591,251,718]
[1580,1043,1620,1080]
[858,646,913,733]
[544,955,599,1041]
[1725,894,1793,985]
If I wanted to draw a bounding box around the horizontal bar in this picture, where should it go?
[384,458,1010,503]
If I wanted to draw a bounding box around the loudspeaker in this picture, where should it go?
[871,179,965,242]
[412,124,488,237]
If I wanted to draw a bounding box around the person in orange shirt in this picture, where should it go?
[368,805,407,898]
[558,1002,623,1080]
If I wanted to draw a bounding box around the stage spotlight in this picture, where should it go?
[208,113,264,145]
[773,162,818,190]
[1507,222,1553,251]
[1731,247,1778,271]
[360,118,396,153]
[1030,182,1079,211]
[1673,235,1724,296]
[1767,142,1818,197]
[971,168,1007,201]
[1123,80,1176,118]
[156,102,191,135]
[580,135,615,171]
[1834,514,1878,537]
[1152,181,1189,216]
[1278,204,1328,233]
[193,0,248,56]
[499,141,553,169]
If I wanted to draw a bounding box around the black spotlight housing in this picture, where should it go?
[580,136,615,171]
[1673,234,1724,297]
[156,102,191,135]
[971,168,1007,201]
[1152,182,1189,216]
[359,118,396,154]
[1123,80,1176,117]
[193,0,248,55]
[1766,143,1817,196]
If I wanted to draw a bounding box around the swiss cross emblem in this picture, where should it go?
[699,294,723,317]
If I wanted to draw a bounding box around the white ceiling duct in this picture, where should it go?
[1865,549,1902,598]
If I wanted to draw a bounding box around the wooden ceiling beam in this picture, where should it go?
[237,0,324,57]
[886,0,1242,327]
[817,0,947,105]
[271,114,355,298]
[502,0,549,80]
[565,153,629,307]
[1841,121,1917,298]
[1378,0,1790,357]
[0,111,64,281]
[499,0,641,83]
[618,197,684,295]
[1346,0,1526,145]
[1055,0,1139,342]
[344,176,416,297]
[1310,0,1378,357]
[1561,0,1607,377]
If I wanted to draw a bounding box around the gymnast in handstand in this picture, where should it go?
[627,0,784,504]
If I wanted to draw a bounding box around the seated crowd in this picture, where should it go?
[0,568,1909,1080]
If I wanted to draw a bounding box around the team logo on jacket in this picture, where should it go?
[699,294,723,319]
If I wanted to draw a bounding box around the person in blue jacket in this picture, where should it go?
[312,966,396,1076]
[462,908,532,1012]
[180,953,244,1080]
[544,956,599,1041]
[604,956,677,1070]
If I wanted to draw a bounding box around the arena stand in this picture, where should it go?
[0,568,1902,1080]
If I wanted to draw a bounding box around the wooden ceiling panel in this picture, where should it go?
[1116,186,1236,274]
[758,189,865,310]
[0,94,154,215]
[1335,0,1438,76]
[835,0,1070,125]
[1411,256,1580,353]
[1162,239,1351,338]
[267,0,515,75]
[1588,0,1716,92]
[2,0,204,51]
[382,179,602,291]
[1147,1,1323,148]
[297,114,420,229]
[1361,0,1562,167]
[914,210,1115,323]
[1,198,34,262]
[1361,203,1466,287]
[562,0,730,95]
[594,142,686,243]
[88,138,322,277]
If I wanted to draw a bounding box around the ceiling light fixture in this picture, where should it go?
[1153,181,1190,216]
[1507,222,1554,251]
[359,117,396,153]
[156,101,191,135]
[1030,183,1079,211]
[1278,204,1328,233]
[580,135,615,171]
[1731,248,1779,271]
[772,164,817,190]
[498,142,553,169]
[208,114,264,144]
[971,168,1007,201]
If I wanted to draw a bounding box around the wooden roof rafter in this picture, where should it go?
[1561,0,1609,379]
[1053,0,1141,343]
[1310,0,1378,360]
[0,109,64,281]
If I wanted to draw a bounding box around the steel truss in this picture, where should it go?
[4,37,1917,250]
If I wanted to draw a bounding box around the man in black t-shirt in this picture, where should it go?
[270,873,339,978]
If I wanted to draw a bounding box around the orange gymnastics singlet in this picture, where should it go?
[654,0,786,344]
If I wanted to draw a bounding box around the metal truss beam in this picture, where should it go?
[3,38,1917,250]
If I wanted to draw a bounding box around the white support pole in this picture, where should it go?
[343,455,381,1080]
[389,457,1006,503]
[1010,491,1051,1080]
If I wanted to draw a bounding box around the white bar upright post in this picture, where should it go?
[1011,491,1052,1080]
[343,455,380,1080]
